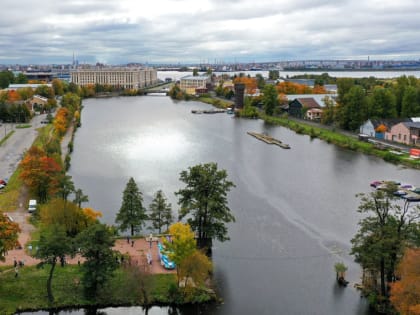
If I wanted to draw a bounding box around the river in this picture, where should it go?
[20,96,420,315]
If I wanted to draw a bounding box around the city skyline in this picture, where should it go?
[1,0,420,65]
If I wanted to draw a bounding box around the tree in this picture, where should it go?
[0,71,14,89]
[268,70,279,80]
[149,190,173,234]
[262,84,278,116]
[192,68,199,76]
[390,248,420,315]
[321,96,335,125]
[73,188,89,208]
[57,174,75,201]
[401,86,420,118]
[336,85,367,131]
[178,250,212,293]
[35,85,55,99]
[0,214,21,261]
[77,223,118,298]
[52,78,64,96]
[367,87,397,119]
[15,73,28,84]
[164,223,197,286]
[256,74,265,89]
[40,198,99,237]
[176,163,235,248]
[35,224,74,302]
[19,146,62,203]
[116,177,147,236]
[351,184,420,307]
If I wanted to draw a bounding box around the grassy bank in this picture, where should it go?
[0,131,14,146]
[0,265,215,315]
[261,114,420,169]
[196,96,233,109]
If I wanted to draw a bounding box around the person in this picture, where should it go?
[131,240,135,247]
[13,258,17,268]
[126,236,130,244]
[15,266,19,278]
[28,244,32,253]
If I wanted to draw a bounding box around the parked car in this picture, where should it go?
[0,184,5,190]
[0,179,7,186]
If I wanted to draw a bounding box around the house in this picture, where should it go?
[359,118,411,139]
[306,108,323,121]
[28,95,48,112]
[288,97,321,118]
[386,122,420,146]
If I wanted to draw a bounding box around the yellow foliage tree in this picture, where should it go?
[0,214,21,261]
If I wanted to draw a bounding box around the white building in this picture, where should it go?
[70,68,158,89]
[180,75,210,95]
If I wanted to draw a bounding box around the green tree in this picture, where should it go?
[321,96,335,125]
[262,84,278,116]
[77,223,118,298]
[73,188,89,208]
[192,68,199,76]
[15,73,28,84]
[337,78,355,104]
[268,70,279,80]
[351,185,420,306]
[116,177,147,236]
[35,85,55,99]
[401,86,420,118]
[176,163,235,248]
[0,70,14,89]
[178,250,212,293]
[57,174,75,201]
[336,85,367,131]
[256,73,265,89]
[367,87,397,118]
[35,225,74,302]
[149,190,173,234]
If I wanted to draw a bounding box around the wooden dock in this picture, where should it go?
[247,132,290,149]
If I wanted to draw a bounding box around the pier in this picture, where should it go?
[247,132,290,149]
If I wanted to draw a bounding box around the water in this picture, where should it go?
[158,70,420,81]
[20,96,420,315]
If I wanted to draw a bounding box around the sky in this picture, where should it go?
[1,0,420,65]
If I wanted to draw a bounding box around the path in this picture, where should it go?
[0,236,175,275]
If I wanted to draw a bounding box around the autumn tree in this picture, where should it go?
[40,198,99,237]
[116,177,147,236]
[178,250,212,294]
[164,222,197,286]
[52,78,64,96]
[390,248,420,315]
[176,163,235,249]
[149,190,173,234]
[19,146,62,203]
[233,77,257,95]
[54,107,71,137]
[77,223,118,298]
[0,214,21,261]
[35,224,75,302]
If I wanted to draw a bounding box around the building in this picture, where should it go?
[359,118,410,139]
[288,97,322,118]
[70,68,158,89]
[386,122,420,146]
[28,95,48,112]
[7,84,52,91]
[306,108,323,121]
[180,75,210,95]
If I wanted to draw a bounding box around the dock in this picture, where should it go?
[247,132,290,149]
[191,109,226,114]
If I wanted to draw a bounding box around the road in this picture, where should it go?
[0,114,47,180]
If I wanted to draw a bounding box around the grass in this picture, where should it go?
[0,131,15,146]
[0,169,23,212]
[197,96,233,109]
[260,114,420,169]
[15,124,32,129]
[0,265,208,315]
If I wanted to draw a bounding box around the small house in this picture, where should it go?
[386,121,420,146]
[288,97,321,118]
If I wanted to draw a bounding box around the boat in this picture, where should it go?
[247,132,290,149]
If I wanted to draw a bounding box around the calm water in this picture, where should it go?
[20,96,420,315]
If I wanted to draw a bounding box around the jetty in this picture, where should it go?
[191,109,226,114]
[247,132,290,149]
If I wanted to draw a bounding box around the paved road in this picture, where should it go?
[0,114,47,180]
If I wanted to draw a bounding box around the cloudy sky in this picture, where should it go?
[1,0,420,64]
